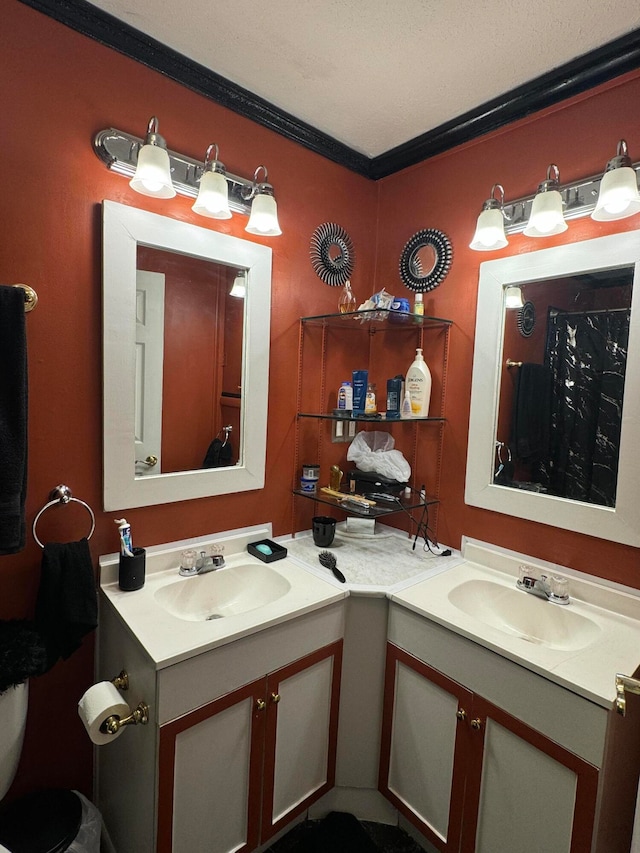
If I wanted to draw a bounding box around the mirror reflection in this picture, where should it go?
[134,247,245,477]
[496,269,632,507]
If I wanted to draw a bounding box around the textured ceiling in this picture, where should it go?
[86,0,640,158]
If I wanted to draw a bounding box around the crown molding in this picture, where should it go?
[17,0,640,180]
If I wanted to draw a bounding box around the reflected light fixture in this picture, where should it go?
[469,184,508,251]
[230,270,247,298]
[244,166,282,236]
[592,140,640,221]
[523,164,567,237]
[192,143,232,219]
[504,286,524,309]
[93,116,282,236]
[129,116,176,199]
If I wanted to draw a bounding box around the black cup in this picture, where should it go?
[312,516,336,547]
[119,547,146,591]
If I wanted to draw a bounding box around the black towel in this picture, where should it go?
[0,285,28,554]
[202,437,233,468]
[512,363,552,462]
[35,538,98,671]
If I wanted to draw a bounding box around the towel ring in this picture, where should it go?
[32,484,96,548]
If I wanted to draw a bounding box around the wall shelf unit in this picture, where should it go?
[292,309,452,535]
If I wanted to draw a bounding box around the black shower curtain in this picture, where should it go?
[543,308,629,507]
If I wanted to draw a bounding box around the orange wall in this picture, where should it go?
[2,0,640,803]
[0,0,377,798]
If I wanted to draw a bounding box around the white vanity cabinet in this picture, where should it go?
[95,597,345,853]
[379,604,640,853]
[157,640,342,853]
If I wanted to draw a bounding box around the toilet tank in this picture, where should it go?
[0,682,28,799]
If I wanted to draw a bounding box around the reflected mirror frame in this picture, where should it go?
[102,200,272,510]
[465,229,640,546]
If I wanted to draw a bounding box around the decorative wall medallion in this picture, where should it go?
[517,301,536,337]
[399,228,453,292]
[310,223,355,286]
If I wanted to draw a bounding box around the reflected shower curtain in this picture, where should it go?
[543,308,629,507]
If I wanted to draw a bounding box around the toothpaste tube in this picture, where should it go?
[115,518,134,557]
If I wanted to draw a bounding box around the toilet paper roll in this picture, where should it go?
[78,681,131,746]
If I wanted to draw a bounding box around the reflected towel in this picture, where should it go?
[512,363,552,462]
[35,538,98,671]
[0,286,28,554]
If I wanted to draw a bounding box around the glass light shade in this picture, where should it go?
[192,169,232,219]
[523,189,567,237]
[246,192,282,236]
[505,286,524,309]
[129,144,176,198]
[592,167,640,221]
[469,207,508,251]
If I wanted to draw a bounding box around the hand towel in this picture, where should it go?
[512,363,552,462]
[0,285,28,554]
[35,538,98,671]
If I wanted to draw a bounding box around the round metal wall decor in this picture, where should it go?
[310,223,355,287]
[399,228,453,293]
[517,301,536,337]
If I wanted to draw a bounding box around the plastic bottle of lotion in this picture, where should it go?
[406,348,432,417]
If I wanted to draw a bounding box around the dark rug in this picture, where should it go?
[289,812,379,853]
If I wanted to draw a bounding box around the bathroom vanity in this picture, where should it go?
[95,526,347,853]
[95,528,640,853]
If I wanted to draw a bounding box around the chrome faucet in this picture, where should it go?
[516,566,570,605]
[179,547,225,577]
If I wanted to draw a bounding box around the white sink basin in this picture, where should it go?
[448,578,601,651]
[154,564,292,622]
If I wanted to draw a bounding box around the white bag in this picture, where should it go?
[347,431,411,482]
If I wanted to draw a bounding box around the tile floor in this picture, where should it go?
[266,817,425,853]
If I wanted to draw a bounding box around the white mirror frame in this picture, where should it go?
[465,229,640,546]
[102,200,271,510]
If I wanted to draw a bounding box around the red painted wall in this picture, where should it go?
[0,0,377,800]
[2,0,640,807]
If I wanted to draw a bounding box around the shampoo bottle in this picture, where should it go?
[406,348,432,417]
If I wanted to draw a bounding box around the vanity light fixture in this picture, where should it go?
[469,184,509,251]
[523,165,567,237]
[468,139,640,251]
[192,144,232,219]
[592,140,640,221]
[129,117,176,199]
[244,166,282,237]
[93,116,282,235]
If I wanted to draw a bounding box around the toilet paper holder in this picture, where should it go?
[100,669,150,736]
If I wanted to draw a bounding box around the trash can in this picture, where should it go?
[0,789,100,853]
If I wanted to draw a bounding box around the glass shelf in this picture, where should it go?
[298,412,445,423]
[293,488,438,518]
[300,309,452,330]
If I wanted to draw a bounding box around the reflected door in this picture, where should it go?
[135,270,164,475]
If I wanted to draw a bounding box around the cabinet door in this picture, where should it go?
[379,644,472,852]
[157,677,266,853]
[261,640,343,842]
[462,696,599,853]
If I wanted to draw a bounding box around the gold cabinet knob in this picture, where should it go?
[470,718,483,730]
[256,699,266,711]
[456,708,467,721]
[271,692,281,704]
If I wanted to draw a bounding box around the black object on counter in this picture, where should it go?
[319,551,346,583]
[247,539,288,563]
[119,547,146,591]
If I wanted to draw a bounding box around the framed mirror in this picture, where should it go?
[465,229,640,546]
[102,201,272,510]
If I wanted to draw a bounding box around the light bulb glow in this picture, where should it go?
[129,144,175,199]
[246,192,282,236]
[469,207,508,251]
[523,189,567,237]
[192,169,232,219]
[592,167,640,221]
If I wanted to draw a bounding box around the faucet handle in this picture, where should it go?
[518,564,537,588]
[550,575,570,603]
